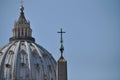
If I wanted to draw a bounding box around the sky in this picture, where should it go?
[0,0,120,80]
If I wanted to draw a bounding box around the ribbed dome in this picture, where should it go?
[0,41,56,80]
[0,5,56,80]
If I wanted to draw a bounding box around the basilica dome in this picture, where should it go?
[0,5,56,80]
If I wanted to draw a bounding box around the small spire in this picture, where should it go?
[20,5,24,12]
[20,0,24,12]
[57,28,66,58]
[18,4,27,23]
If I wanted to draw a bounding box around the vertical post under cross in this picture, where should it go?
[57,28,66,58]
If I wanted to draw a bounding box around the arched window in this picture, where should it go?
[20,50,27,67]
[33,49,38,57]
[44,74,47,80]
[6,50,14,68]
[48,65,52,73]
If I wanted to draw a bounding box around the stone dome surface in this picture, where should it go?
[0,41,56,80]
[0,5,56,80]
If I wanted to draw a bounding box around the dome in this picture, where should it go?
[0,41,56,80]
[0,5,56,80]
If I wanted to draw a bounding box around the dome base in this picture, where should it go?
[9,37,35,42]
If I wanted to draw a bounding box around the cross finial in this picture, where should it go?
[57,28,66,44]
[20,0,24,5]
[20,0,24,12]
[57,28,66,58]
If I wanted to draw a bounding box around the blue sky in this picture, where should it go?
[0,0,120,80]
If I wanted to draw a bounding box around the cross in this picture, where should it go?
[57,28,66,56]
[57,28,66,44]
[20,0,24,5]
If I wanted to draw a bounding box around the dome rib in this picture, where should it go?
[25,41,32,79]
[0,41,16,79]
[13,41,21,80]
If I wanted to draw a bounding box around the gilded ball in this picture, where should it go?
[20,5,24,11]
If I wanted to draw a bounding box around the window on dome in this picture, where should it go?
[5,58,10,68]
[35,63,39,67]
[48,65,52,73]
[21,42,26,50]
[9,50,14,55]
[44,74,47,80]
[20,50,27,67]
[5,50,14,68]
[35,63,40,70]
[33,49,38,57]
[42,53,48,57]
[5,64,11,68]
